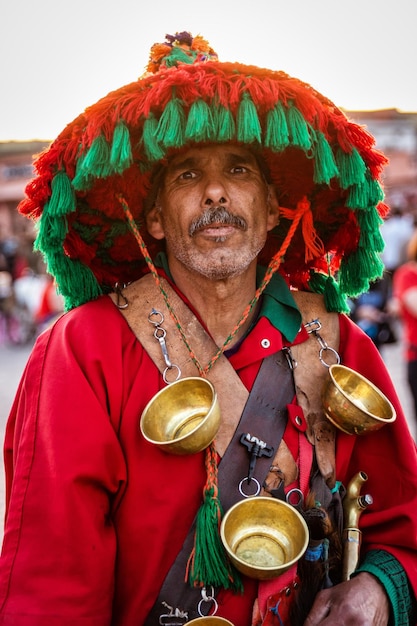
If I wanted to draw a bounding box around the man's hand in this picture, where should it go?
[303,572,390,625]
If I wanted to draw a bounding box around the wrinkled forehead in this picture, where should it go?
[166,142,261,169]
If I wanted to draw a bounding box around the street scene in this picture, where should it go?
[1,3,417,622]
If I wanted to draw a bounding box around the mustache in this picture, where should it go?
[189,207,247,236]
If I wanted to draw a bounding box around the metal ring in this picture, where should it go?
[319,346,341,367]
[238,477,261,498]
[197,596,218,617]
[148,309,164,325]
[286,488,304,507]
[163,364,181,384]
[154,327,167,340]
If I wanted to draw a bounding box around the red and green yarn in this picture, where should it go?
[22,30,389,316]
[186,443,243,591]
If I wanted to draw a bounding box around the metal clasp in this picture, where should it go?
[148,309,181,383]
[238,433,274,497]
[158,602,188,625]
[304,318,340,368]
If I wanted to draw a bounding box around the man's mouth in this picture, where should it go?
[189,207,247,237]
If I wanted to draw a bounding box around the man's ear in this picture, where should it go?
[266,185,280,232]
[146,206,165,240]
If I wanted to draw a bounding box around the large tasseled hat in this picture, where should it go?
[20,31,388,311]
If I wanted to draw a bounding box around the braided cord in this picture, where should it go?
[119,194,308,376]
[118,195,205,375]
[203,198,307,372]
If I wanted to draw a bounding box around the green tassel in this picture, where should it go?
[346,175,384,209]
[185,99,215,142]
[155,97,186,148]
[48,171,76,216]
[367,178,385,207]
[188,487,243,592]
[46,250,102,311]
[265,102,290,151]
[347,182,368,209]
[286,103,312,150]
[308,271,349,313]
[35,211,68,251]
[110,121,133,174]
[339,249,384,296]
[357,207,384,248]
[213,105,236,142]
[72,152,94,191]
[237,93,262,143]
[323,275,350,313]
[81,134,112,178]
[308,270,327,294]
[336,148,366,189]
[313,131,339,185]
[142,114,166,161]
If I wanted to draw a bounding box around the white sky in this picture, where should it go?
[1,0,416,141]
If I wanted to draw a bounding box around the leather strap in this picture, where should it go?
[143,350,295,624]
[109,277,341,618]
[109,274,249,457]
[290,291,340,487]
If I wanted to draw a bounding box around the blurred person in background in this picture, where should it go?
[381,207,414,283]
[393,229,417,424]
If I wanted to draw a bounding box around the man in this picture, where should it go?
[0,31,416,625]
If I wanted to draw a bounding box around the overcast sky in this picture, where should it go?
[2,0,416,141]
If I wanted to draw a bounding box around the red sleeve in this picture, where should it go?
[337,314,417,598]
[0,300,128,625]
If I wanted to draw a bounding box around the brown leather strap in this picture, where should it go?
[110,280,340,485]
[109,278,341,619]
[143,350,295,624]
[290,291,340,487]
[109,274,249,457]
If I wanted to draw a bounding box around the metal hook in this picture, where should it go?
[114,283,129,309]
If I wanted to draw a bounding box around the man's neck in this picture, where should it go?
[169,264,258,349]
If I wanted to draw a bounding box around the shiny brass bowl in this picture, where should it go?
[187,618,234,625]
[322,364,396,436]
[220,497,309,580]
[140,377,220,454]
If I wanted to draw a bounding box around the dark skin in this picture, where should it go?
[147,143,391,624]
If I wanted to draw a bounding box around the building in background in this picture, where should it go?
[345,109,417,217]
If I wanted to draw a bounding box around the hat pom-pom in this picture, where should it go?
[146,31,218,74]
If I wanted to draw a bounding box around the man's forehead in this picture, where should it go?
[166,143,261,169]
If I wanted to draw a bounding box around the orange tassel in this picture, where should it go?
[279,197,324,262]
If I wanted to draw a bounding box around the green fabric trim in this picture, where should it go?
[256,266,302,343]
[354,549,415,625]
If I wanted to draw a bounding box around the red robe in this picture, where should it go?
[0,294,416,625]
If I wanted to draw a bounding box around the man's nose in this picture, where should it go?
[202,178,228,206]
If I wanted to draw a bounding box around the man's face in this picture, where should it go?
[147,144,279,281]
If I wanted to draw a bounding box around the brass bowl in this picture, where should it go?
[322,364,396,436]
[220,497,309,580]
[140,377,220,454]
[187,618,234,625]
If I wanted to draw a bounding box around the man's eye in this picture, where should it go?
[179,170,196,180]
[231,166,248,174]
